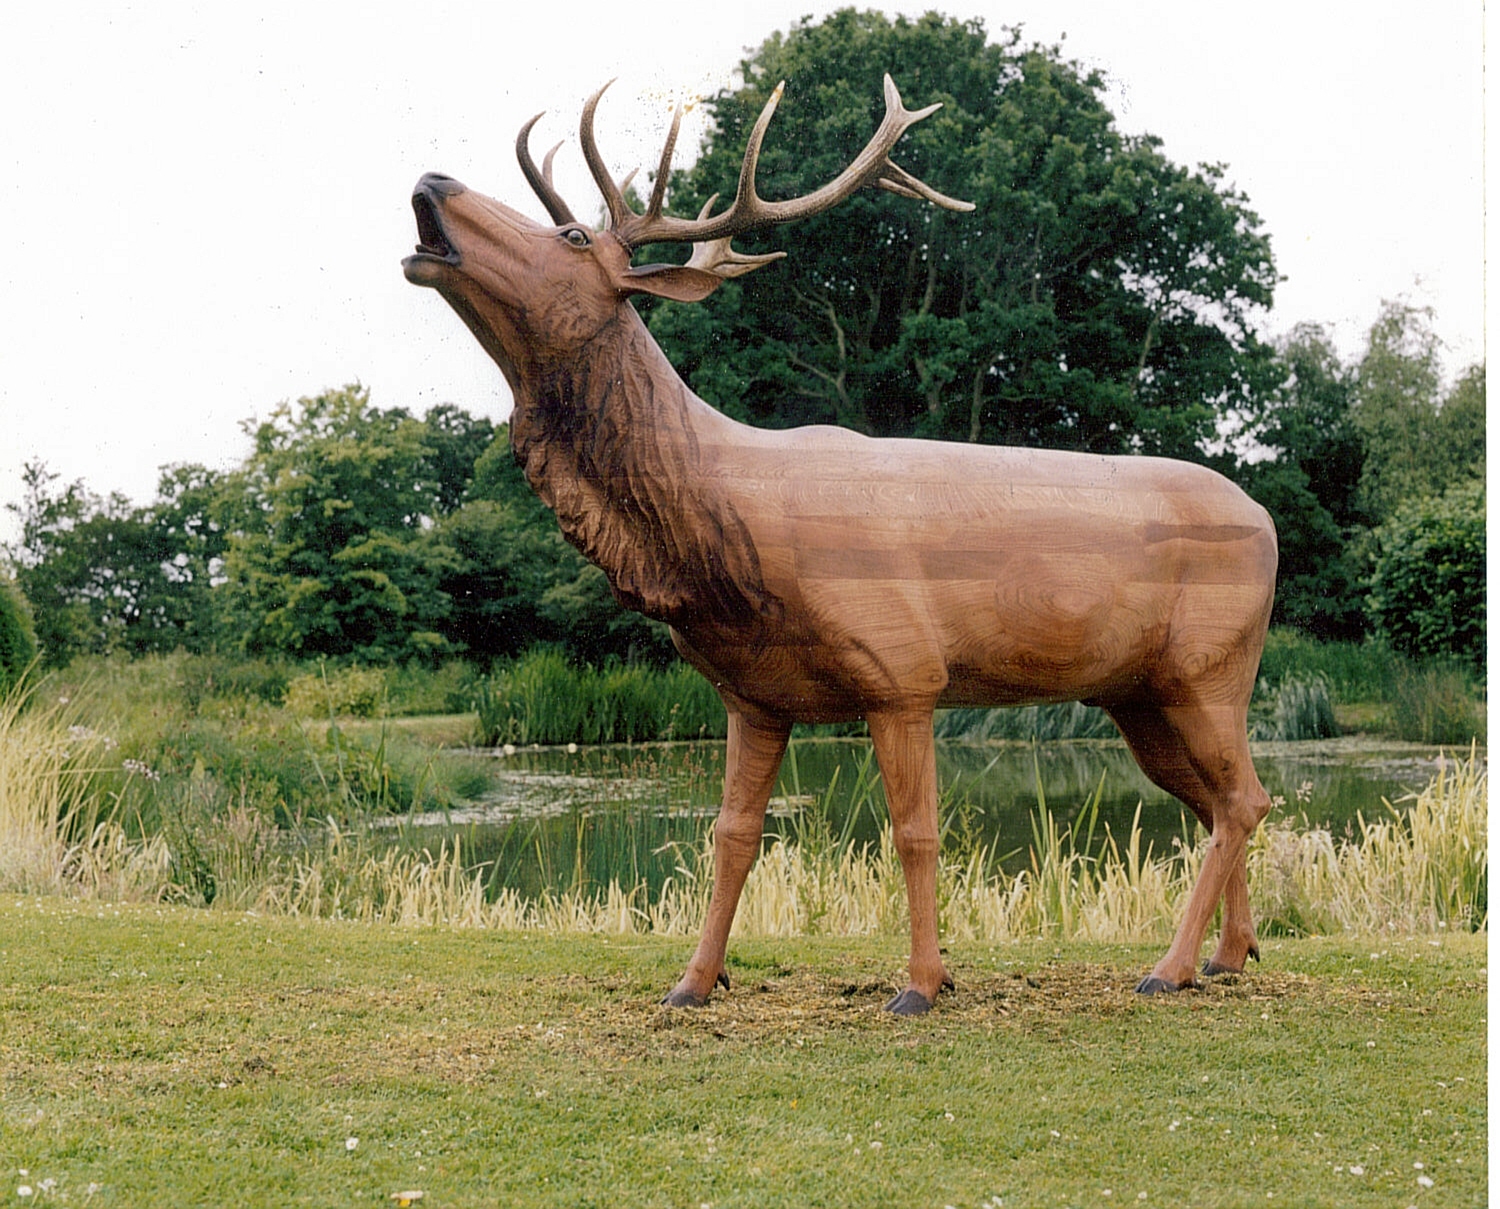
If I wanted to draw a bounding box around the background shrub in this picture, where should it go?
[1365,478,1485,670]
[382,660,481,717]
[284,665,387,719]
[933,703,1118,742]
[1255,628,1400,701]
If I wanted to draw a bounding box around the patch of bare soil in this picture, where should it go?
[437,957,1370,1073]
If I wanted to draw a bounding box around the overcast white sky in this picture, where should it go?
[0,2,1484,545]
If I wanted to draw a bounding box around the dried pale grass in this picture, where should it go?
[0,685,170,901]
[234,751,1485,946]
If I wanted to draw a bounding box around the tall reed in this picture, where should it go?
[475,650,727,745]
[0,683,171,899]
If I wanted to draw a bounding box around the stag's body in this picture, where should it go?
[406,77,1277,1013]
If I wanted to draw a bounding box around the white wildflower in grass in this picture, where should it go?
[122,758,160,782]
[345,1137,359,1151]
[17,1187,33,1199]
[1417,1176,1434,1189]
[1349,1165,1365,1176]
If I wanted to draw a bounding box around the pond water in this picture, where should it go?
[376,736,1463,902]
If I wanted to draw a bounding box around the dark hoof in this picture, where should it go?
[1203,945,1259,978]
[1134,974,1198,996]
[660,970,730,1008]
[884,988,935,1016]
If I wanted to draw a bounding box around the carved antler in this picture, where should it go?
[516,75,973,279]
[516,113,577,226]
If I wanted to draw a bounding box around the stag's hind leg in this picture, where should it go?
[663,707,789,1008]
[1107,701,1270,993]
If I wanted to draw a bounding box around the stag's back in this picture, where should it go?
[683,413,1276,712]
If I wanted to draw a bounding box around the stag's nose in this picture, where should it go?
[416,172,467,198]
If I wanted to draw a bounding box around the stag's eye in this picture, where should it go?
[562,227,591,248]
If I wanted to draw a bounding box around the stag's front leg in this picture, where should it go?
[663,708,789,1007]
[867,709,952,1015]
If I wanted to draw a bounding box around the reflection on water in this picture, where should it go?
[378,736,1462,901]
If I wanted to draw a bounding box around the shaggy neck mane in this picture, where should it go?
[509,308,777,627]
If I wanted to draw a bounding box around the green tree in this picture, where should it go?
[442,433,672,664]
[0,574,37,694]
[418,402,497,514]
[1353,300,1484,520]
[2,462,207,662]
[218,386,462,663]
[1366,477,1485,669]
[647,10,1276,460]
[1237,324,1368,639]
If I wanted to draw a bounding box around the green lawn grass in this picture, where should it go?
[0,899,1485,1208]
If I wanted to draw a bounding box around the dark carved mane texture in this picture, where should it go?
[511,318,778,627]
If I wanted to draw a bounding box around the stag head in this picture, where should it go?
[403,75,971,382]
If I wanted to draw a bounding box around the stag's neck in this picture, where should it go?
[509,306,770,625]
[508,307,709,514]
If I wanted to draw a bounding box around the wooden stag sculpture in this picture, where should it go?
[403,76,1278,1014]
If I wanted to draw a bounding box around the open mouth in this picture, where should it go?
[411,190,458,261]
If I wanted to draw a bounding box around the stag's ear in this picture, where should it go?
[619,263,726,304]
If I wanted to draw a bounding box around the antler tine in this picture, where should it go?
[684,195,787,278]
[645,103,684,221]
[580,80,632,231]
[724,80,787,230]
[516,112,578,226]
[877,161,974,211]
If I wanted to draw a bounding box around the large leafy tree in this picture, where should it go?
[646,10,1277,459]
[218,386,464,663]
[1235,304,1485,646]
[0,574,36,692]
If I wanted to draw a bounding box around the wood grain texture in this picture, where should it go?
[403,79,1278,1010]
